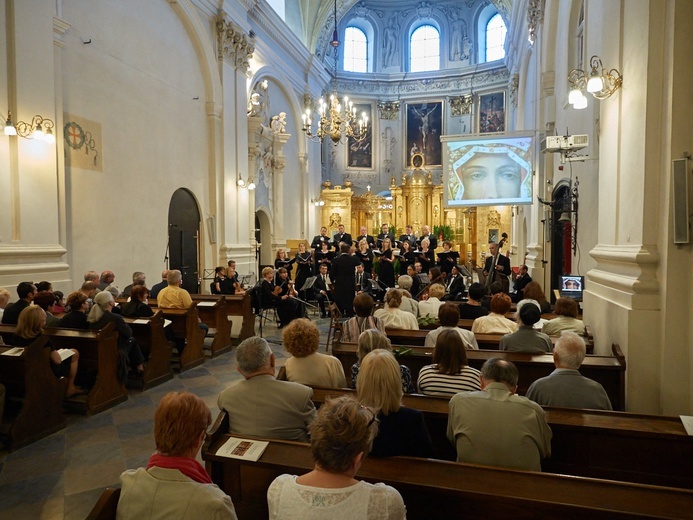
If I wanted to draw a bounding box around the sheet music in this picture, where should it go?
[681,415,693,436]
[1,347,24,356]
[133,319,149,324]
[196,301,216,307]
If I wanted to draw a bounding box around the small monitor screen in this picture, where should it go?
[559,275,584,301]
[442,133,536,207]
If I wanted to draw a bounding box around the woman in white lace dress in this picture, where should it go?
[267,396,406,519]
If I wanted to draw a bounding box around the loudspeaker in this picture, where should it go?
[672,158,689,244]
[207,216,217,244]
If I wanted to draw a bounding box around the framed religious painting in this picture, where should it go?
[406,101,443,167]
[477,91,506,133]
[347,103,373,169]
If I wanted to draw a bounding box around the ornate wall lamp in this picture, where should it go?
[4,111,56,143]
[311,198,325,207]
[236,172,255,190]
[568,55,622,109]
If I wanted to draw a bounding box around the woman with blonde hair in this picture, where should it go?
[377,237,395,288]
[11,305,82,398]
[357,350,432,458]
[294,241,313,300]
[267,396,406,519]
[373,289,419,330]
[349,329,414,393]
[283,318,346,388]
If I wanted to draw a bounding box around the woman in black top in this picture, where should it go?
[120,285,154,318]
[399,240,415,275]
[12,305,82,397]
[378,238,395,288]
[293,241,313,299]
[88,291,144,381]
[416,238,435,273]
[355,239,374,276]
[58,291,90,330]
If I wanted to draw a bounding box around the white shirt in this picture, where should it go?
[374,307,419,330]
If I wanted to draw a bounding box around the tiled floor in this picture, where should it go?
[0,317,332,519]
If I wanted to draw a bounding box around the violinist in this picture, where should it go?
[224,264,245,295]
[261,267,301,328]
[313,263,333,319]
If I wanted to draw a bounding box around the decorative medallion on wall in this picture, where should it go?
[377,101,400,120]
[64,114,102,172]
[450,95,473,116]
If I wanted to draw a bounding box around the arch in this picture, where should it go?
[550,180,572,300]
[255,207,273,268]
[476,3,506,63]
[168,188,202,294]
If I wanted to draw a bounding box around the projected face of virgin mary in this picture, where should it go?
[459,153,523,200]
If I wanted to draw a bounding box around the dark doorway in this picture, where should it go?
[168,189,200,294]
[550,183,571,302]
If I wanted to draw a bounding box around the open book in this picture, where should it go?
[1,347,24,356]
[57,349,75,362]
[216,437,269,462]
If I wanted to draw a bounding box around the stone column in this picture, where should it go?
[271,132,291,249]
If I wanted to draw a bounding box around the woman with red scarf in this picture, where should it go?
[117,392,237,519]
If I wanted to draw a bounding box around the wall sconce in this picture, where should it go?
[4,111,56,143]
[237,172,246,188]
[568,55,622,109]
[246,176,256,190]
[311,198,325,207]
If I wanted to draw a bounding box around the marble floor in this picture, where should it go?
[0,316,333,519]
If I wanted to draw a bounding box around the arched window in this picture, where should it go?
[344,26,368,73]
[410,25,440,72]
[485,14,507,61]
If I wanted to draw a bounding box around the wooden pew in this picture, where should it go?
[202,411,693,520]
[0,337,67,449]
[190,296,233,357]
[333,342,626,410]
[193,293,254,343]
[122,311,173,390]
[310,387,693,490]
[151,304,205,371]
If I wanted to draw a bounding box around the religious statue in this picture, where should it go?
[270,112,286,134]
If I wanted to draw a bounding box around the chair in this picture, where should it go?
[86,487,121,520]
[325,303,345,352]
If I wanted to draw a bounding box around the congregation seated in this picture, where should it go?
[471,293,517,334]
[88,291,144,382]
[341,293,385,343]
[267,396,406,520]
[542,297,585,336]
[77,281,97,312]
[526,331,612,410]
[523,281,552,314]
[457,282,489,320]
[52,291,65,314]
[374,289,419,330]
[119,285,154,318]
[350,329,414,393]
[33,290,61,327]
[499,300,552,353]
[11,305,82,398]
[121,271,146,298]
[479,281,504,312]
[357,350,433,458]
[447,358,552,472]
[117,391,238,520]
[393,275,419,317]
[417,329,481,397]
[58,291,89,329]
[1,281,36,325]
[149,269,169,300]
[418,283,445,318]
[157,269,209,343]
[217,336,316,442]
[283,318,346,388]
[424,302,478,349]
[0,287,10,321]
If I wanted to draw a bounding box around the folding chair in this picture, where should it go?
[325,303,345,352]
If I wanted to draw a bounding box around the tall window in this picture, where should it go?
[576,1,585,69]
[410,25,440,72]
[485,14,507,61]
[344,27,368,73]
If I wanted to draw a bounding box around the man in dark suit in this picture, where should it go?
[483,241,512,279]
[512,264,532,302]
[442,265,466,301]
[313,263,332,318]
[332,224,353,248]
[310,226,331,252]
[331,243,360,317]
[419,225,438,251]
[376,223,395,249]
[355,262,372,296]
[1,281,36,325]
[355,226,376,249]
[399,224,417,248]
[149,269,169,299]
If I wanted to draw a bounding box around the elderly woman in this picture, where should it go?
[11,306,82,398]
[542,297,585,336]
[283,318,346,388]
[120,285,154,318]
[88,291,145,380]
[350,329,414,393]
[118,392,237,519]
[471,293,518,334]
[417,329,481,397]
[0,287,10,321]
[58,291,90,329]
[523,281,552,314]
[373,289,419,330]
[418,283,445,318]
[267,396,405,519]
[357,350,433,458]
[341,293,385,343]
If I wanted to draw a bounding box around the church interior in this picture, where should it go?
[0,0,693,515]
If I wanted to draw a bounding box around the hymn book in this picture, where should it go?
[216,437,269,462]
[1,347,24,356]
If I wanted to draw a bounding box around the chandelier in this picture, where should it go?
[301,0,369,144]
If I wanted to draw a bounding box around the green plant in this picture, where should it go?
[433,225,453,241]
[417,313,438,327]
